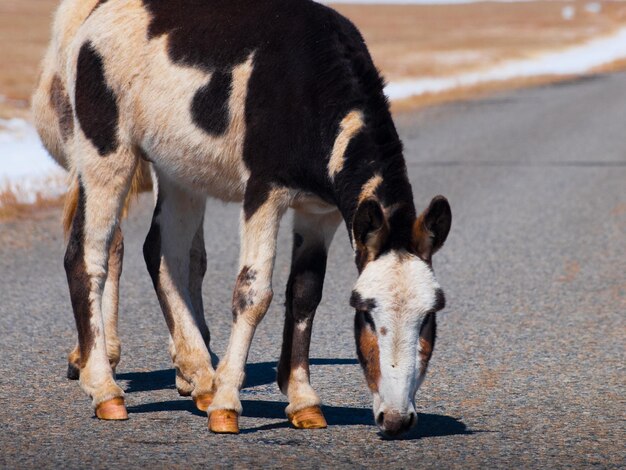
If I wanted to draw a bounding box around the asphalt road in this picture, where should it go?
[1,72,625,469]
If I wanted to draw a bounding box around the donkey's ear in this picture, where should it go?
[353,199,389,255]
[413,196,451,261]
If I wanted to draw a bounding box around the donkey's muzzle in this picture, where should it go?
[376,410,416,437]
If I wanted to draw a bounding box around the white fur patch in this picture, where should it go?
[285,366,321,416]
[353,251,440,416]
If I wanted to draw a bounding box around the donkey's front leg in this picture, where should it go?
[209,186,290,434]
[277,207,341,429]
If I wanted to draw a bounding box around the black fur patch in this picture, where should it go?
[352,199,385,246]
[143,196,162,285]
[288,246,327,322]
[191,70,233,136]
[423,196,452,256]
[349,291,377,313]
[50,74,74,141]
[143,195,176,335]
[75,42,119,156]
[277,242,328,393]
[433,288,446,312]
[293,233,304,249]
[67,363,80,380]
[354,247,369,274]
[63,182,95,367]
[232,266,257,320]
[189,224,211,348]
[242,180,270,221]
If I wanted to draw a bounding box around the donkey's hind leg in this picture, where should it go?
[64,148,136,420]
[173,220,214,409]
[143,173,215,411]
[189,219,210,349]
[67,224,124,380]
[277,207,341,429]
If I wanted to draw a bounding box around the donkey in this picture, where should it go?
[33,0,451,437]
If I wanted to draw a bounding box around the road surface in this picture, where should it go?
[1,72,625,468]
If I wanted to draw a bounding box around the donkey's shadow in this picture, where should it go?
[117,358,358,393]
[119,359,474,440]
[237,399,472,440]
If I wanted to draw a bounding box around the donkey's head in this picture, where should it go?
[350,195,451,437]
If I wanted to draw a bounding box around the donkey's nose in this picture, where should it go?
[377,410,416,437]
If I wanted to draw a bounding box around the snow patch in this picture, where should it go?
[585,2,601,14]
[0,118,66,204]
[561,6,576,21]
[385,27,626,100]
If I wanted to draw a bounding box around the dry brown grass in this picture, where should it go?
[592,56,626,74]
[334,1,626,82]
[0,170,68,220]
[0,186,65,220]
[0,0,56,118]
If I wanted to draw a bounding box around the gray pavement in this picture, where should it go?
[1,72,625,469]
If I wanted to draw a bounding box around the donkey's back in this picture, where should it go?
[45,0,375,202]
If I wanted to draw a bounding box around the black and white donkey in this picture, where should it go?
[33,0,451,437]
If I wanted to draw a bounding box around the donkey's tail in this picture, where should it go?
[62,174,79,236]
[62,160,153,236]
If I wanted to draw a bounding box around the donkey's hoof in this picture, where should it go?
[209,410,239,434]
[288,406,327,429]
[67,363,80,380]
[95,397,128,420]
[193,393,214,412]
[175,371,194,397]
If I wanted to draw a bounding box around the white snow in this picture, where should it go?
[561,5,576,21]
[384,27,626,100]
[2,25,626,206]
[0,118,66,204]
[585,2,602,14]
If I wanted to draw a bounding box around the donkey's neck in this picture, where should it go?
[332,131,417,250]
